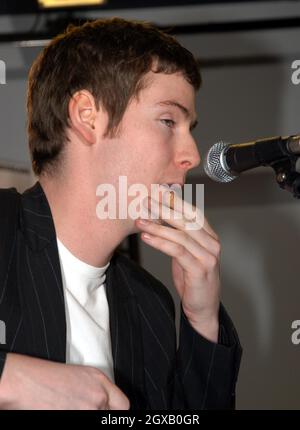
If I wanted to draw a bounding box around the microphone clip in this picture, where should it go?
[271,149,300,198]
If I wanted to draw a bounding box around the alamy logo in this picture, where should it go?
[0,59,6,84]
[0,320,6,344]
[291,320,300,345]
[291,60,300,85]
[95,178,205,230]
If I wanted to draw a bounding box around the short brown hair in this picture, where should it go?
[27,17,201,176]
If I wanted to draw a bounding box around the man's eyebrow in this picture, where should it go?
[155,100,198,130]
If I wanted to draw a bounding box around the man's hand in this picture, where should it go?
[136,188,221,343]
[0,353,130,410]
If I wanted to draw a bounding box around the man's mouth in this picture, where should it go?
[160,182,184,188]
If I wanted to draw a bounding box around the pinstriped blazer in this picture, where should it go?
[0,181,242,410]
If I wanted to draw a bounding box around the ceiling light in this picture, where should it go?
[38,0,106,9]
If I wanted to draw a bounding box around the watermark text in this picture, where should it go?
[0,59,6,85]
[0,320,6,344]
[95,177,204,230]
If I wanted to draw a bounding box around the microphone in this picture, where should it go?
[204,135,300,183]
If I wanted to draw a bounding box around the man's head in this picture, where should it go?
[27,17,201,177]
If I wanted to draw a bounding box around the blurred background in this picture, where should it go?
[1,0,300,409]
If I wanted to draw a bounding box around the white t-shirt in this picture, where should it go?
[56,238,114,383]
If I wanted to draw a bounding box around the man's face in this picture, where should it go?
[95,70,201,229]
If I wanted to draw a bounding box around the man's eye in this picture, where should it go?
[161,119,176,128]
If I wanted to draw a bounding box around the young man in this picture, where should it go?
[0,18,241,410]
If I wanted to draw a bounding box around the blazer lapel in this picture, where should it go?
[20,181,67,362]
[106,253,147,410]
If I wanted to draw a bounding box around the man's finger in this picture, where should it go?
[107,383,130,410]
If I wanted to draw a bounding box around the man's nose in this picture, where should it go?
[176,135,201,172]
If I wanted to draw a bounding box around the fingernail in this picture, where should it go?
[138,219,149,225]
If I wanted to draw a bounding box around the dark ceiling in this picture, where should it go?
[0,0,279,15]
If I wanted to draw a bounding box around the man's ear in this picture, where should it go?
[68,90,98,145]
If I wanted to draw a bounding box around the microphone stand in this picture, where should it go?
[271,155,300,198]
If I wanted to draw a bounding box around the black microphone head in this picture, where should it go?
[204,141,238,183]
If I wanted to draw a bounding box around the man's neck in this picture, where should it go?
[39,176,128,267]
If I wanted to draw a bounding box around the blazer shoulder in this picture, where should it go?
[0,187,20,303]
[115,251,175,317]
[0,187,19,196]
[0,187,20,218]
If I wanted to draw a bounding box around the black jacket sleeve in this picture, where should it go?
[0,188,20,383]
[0,351,7,380]
[172,303,242,410]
